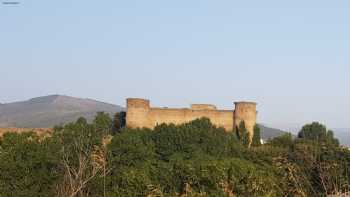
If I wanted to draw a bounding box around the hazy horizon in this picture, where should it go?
[1,0,350,128]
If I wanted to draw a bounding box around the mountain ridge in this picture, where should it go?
[0,95,124,128]
[258,124,290,140]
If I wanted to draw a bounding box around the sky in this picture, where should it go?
[1,0,350,129]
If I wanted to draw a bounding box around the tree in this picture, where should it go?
[267,133,294,148]
[76,117,87,125]
[289,138,349,195]
[236,121,250,147]
[54,117,107,197]
[251,124,261,147]
[325,130,340,146]
[112,111,126,134]
[298,122,327,141]
[1,116,349,196]
[93,112,112,135]
[113,113,121,133]
[0,132,61,197]
[298,122,339,145]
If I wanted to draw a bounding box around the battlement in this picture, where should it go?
[126,98,257,138]
[127,98,150,109]
[234,101,257,106]
[191,104,217,110]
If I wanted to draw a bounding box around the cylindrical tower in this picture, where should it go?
[126,98,150,128]
[234,102,257,143]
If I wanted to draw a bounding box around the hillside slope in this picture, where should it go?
[258,124,289,140]
[0,95,124,128]
[333,128,350,146]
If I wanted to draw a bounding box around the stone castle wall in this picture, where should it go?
[126,98,257,137]
[148,108,234,130]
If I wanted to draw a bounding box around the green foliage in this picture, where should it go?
[288,139,350,195]
[53,116,103,154]
[267,133,294,148]
[108,129,156,168]
[0,132,60,197]
[252,124,261,147]
[161,157,280,197]
[152,118,243,160]
[236,121,250,147]
[106,168,154,197]
[53,114,109,196]
[112,113,121,134]
[76,116,88,125]
[298,122,339,145]
[93,111,113,135]
[104,118,247,195]
[0,116,349,196]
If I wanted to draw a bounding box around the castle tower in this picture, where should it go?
[126,98,150,128]
[234,102,257,143]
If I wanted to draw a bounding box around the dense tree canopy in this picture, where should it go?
[0,132,60,197]
[298,122,339,145]
[0,115,349,196]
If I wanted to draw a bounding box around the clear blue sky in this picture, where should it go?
[1,0,350,129]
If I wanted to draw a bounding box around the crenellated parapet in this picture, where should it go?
[191,104,217,110]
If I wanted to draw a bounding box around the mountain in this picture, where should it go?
[258,124,290,140]
[0,95,124,128]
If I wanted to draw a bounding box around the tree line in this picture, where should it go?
[0,112,349,196]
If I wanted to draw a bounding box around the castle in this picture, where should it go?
[126,98,257,139]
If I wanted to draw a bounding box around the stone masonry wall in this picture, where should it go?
[126,98,256,136]
[148,108,234,130]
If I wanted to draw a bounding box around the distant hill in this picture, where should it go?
[0,95,124,128]
[258,124,290,140]
[333,128,350,146]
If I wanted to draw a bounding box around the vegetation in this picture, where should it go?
[236,121,250,147]
[252,124,262,147]
[298,122,340,145]
[0,114,349,196]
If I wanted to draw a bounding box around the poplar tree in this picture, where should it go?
[252,124,262,146]
[236,121,250,147]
